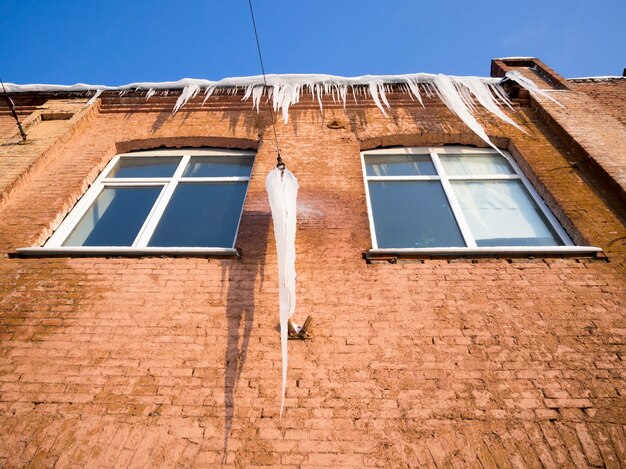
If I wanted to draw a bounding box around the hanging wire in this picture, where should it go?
[1,78,27,141]
[247,0,283,171]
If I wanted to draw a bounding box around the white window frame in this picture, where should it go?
[361,146,601,256]
[18,148,255,257]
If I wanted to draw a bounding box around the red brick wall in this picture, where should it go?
[0,99,93,207]
[0,83,625,467]
[572,79,626,126]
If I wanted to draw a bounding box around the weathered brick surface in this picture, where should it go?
[0,64,625,467]
[492,59,626,211]
[573,79,626,127]
[0,99,93,208]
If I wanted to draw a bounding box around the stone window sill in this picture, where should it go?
[364,246,602,263]
[13,247,241,258]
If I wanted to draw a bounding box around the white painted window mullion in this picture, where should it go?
[133,155,190,247]
[431,149,477,248]
[504,153,574,246]
[46,184,104,246]
[102,177,171,184]
[99,182,167,187]
[46,156,122,247]
[178,176,251,183]
[447,174,520,181]
[361,153,379,249]
[367,175,440,182]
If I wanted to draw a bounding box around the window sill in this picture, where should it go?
[364,246,603,262]
[13,247,241,258]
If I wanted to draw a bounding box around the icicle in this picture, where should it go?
[403,79,424,107]
[202,86,216,105]
[316,84,324,112]
[350,85,358,105]
[339,85,348,109]
[456,77,526,133]
[145,88,156,100]
[505,71,564,107]
[242,85,263,111]
[367,81,388,116]
[488,82,516,112]
[83,88,103,108]
[429,75,501,152]
[266,167,299,416]
[173,84,201,114]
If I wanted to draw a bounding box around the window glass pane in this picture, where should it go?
[369,181,465,248]
[183,156,254,177]
[148,182,248,247]
[63,186,162,246]
[451,180,562,246]
[107,157,181,178]
[439,154,514,176]
[365,154,436,176]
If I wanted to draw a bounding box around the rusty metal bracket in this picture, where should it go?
[363,251,398,264]
[288,316,312,340]
[1,78,27,141]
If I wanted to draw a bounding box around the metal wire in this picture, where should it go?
[0,78,27,141]
[247,0,282,165]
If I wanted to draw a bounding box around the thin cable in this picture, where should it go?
[247,0,281,161]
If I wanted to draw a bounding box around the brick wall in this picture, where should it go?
[0,67,625,467]
[572,79,626,127]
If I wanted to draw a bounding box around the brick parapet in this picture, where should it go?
[0,98,97,209]
[491,58,626,221]
[491,57,572,90]
[571,79,626,127]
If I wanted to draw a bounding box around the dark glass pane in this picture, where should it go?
[148,182,247,247]
[369,181,465,248]
[365,154,436,176]
[439,154,514,176]
[451,180,562,247]
[108,157,181,178]
[183,156,254,177]
[63,186,162,246]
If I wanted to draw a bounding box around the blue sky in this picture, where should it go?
[1,0,624,85]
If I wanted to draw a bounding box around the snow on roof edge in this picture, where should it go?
[2,72,560,152]
[568,76,626,81]
[4,72,505,93]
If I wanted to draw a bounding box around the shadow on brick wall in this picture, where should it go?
[221,210,270,461]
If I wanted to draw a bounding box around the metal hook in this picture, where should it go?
[276,153,286,174]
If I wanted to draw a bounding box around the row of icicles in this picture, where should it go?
[7,70,560,151]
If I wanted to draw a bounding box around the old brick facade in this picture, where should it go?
[0,58,625,467]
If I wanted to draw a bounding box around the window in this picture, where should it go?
[36,148,254,255]
[362,146,599,255]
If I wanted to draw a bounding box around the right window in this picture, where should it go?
[362,146,576,252]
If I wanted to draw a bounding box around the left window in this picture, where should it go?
[38,148,254,255]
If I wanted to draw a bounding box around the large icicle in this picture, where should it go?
[430,74,502,151]
[505,71,564,107]
[266,168,299,416]
[83,88,103,108]
[173,83,201,113]
[456,77,525,133]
